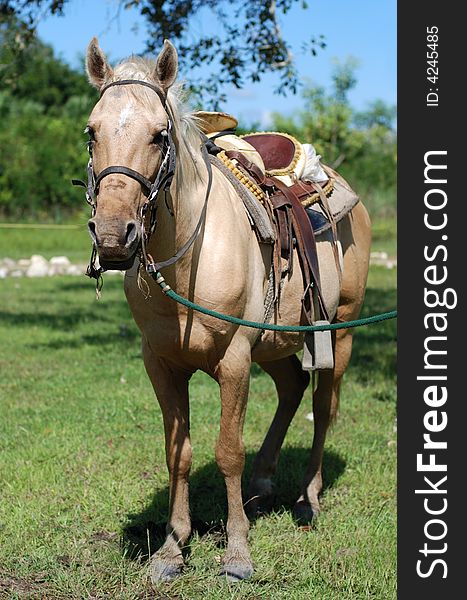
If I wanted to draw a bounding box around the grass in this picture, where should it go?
[0,219,90,263]
[370,218,397,258]
[0,259,396,599]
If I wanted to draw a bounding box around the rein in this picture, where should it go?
[144,142,213,274]
[150,269,398,332]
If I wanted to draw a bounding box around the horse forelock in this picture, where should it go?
[109,56,203,195]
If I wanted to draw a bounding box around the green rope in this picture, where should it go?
[152,270,397,332]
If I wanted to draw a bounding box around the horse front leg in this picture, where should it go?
[142,340,193,582]
[215,342,253,581]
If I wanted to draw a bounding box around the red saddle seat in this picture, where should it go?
[242,133,299,173]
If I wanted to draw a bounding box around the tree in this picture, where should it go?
[1,0,325,106]
[0,14,94,111]
[0,92,89,218]
[272,59,364,169]
[0,15,95,217]
[270,59,396,212]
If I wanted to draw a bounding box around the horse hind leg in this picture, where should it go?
[293,286,366,523]
[293,203,371,523]
[246,354,310,518]
[142,341,193,582]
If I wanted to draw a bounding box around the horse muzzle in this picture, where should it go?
[87,217,141,271]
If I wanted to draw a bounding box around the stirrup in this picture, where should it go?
[302,321,334,371]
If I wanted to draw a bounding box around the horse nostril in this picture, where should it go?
[87,220,98,245]
[125,220,139,247]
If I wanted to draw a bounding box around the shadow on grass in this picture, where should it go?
[121,446,346,560]
[1,278,141,349]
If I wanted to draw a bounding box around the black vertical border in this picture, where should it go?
[398,2,464,598]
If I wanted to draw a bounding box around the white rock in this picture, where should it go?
[10,270,23,277]
[18,258,31,267]
[370,251,388,260]
[30,254,48,264]
[0,267,7,279]
[27,264,49,277]
[65,265,83,276]
[48,256,73,275]
[50,256,71,266]
[47,265,59,276]
[27,256,49,277]
[1,257,15,268]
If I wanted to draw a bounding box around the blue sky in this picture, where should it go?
[37,0,396,127]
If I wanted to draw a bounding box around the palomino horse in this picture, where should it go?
[84,38,371,581]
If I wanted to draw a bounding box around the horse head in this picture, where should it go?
[85,38,178,270]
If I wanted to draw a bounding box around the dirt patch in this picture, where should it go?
[0,570,49,598]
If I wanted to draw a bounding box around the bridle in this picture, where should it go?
[73,79,213,286]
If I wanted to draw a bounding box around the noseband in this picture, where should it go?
[73,79,213,285]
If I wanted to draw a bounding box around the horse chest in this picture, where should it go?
[125,292,232,369]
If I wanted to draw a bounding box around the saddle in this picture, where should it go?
[242,132,305,177]
[197,112,359,369]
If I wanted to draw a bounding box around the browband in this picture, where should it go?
[99,79,166,106]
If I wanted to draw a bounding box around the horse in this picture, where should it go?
[83,37,371,582]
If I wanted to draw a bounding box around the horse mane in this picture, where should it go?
[111,56,203,195]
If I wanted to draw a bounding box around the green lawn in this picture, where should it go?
[0,221,91,263]
[0,261,396,599]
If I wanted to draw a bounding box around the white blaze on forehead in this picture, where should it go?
[118,103,134,129]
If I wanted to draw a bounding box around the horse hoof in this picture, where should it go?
[245,493,273,519]
[246,478,274,519]
[219,563,254,581]
[292,500,318,525]
[149,559,183,582]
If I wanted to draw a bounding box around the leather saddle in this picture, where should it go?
[242,132,303,176]
[198,112,358,336]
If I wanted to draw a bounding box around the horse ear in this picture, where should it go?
[86,37,113,89]
[155,40,178,91]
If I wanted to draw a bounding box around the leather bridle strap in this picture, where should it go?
[146,141,213,273]
[94,165,154,196]
[74,78,214,282]
[99,79,166,106]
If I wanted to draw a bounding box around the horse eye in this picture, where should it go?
[85,127,95,154]
[152,130,165,145]
[85,126,95,140]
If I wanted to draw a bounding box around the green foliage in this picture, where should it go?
[0,91,93,218]
[2,0,325,107]
[0,19,96,219]
[0,10,88,111]
[0,17,395,222]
